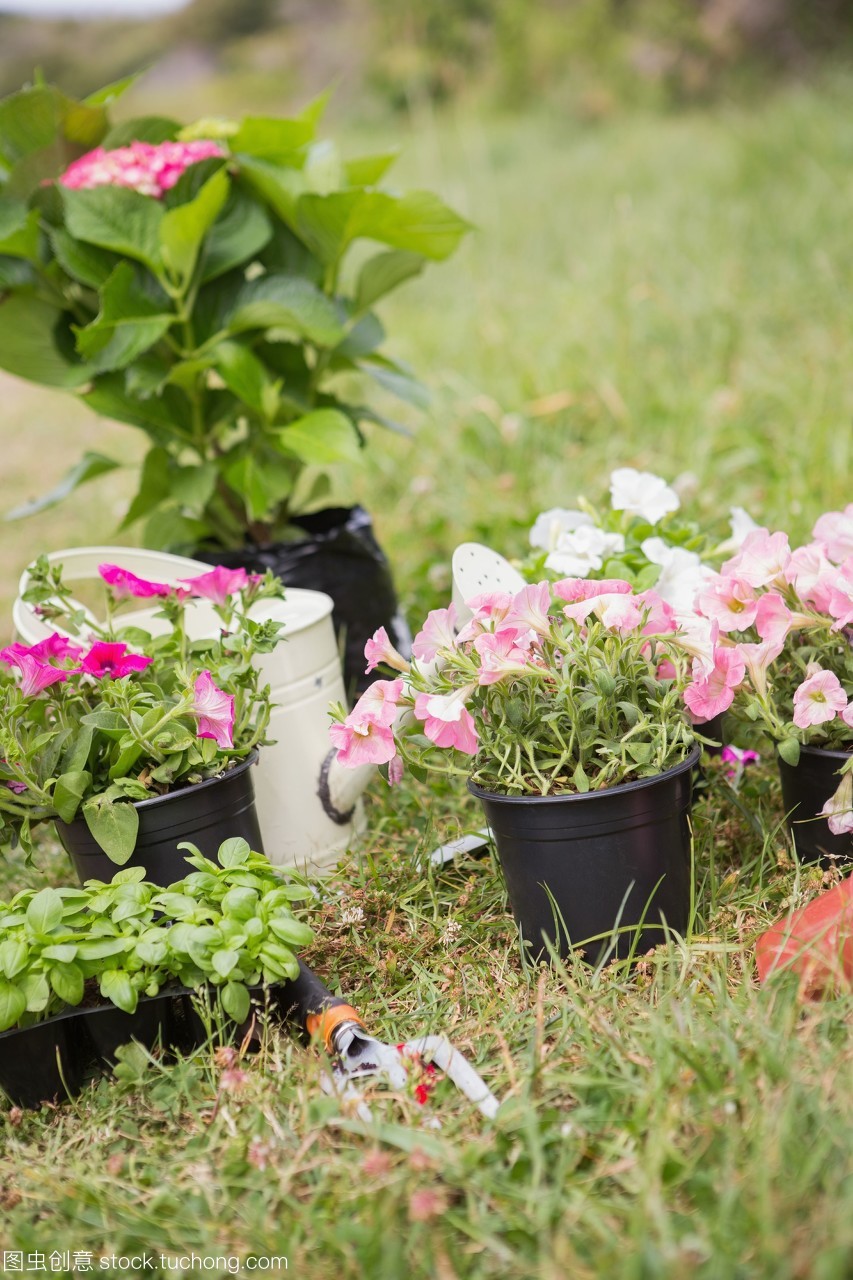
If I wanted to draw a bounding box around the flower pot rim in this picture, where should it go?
[467,744,700,805]
[781,742,853,764]
[55,749,259,829]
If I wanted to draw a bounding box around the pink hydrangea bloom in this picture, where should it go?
[190,670,235,749]
[329,719,397,768]
[413,690,479,755]
[99,563,172,600]
[697,576,758,632]
[79,642,152,680]
[348,679,405,729]
[0,650,71,697]
[792,668,848,729]
[59,139,225,199]
[364,626,410,674]
[179,566,252,606]
[683,645,746,720]
[412,604,458,662]
[812,504,853,565]
[722,528,790,589]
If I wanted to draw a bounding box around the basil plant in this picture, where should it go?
[0,78,470,551]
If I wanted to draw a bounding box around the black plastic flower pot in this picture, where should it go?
[0,1009,91,1108]
[194,505,411,695]
[778,744,853,866]
[83,993,176,1066]
[55,753,263,887]
[469,747,699,965]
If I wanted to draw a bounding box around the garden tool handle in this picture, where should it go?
[281,960,365,1050]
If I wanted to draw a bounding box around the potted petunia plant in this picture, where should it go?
[0,77,470,689]
[689,508,853,863]
[331,579,701,962]
[0,555,284,877]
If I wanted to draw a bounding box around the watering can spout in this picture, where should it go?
[319,751,376,826]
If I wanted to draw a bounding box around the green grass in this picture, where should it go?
[1,74,853,1277]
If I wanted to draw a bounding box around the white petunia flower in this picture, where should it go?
[609,467,680,525]
[529,507,593,552]
[640,537,713,616]
[729,506,760,547]
[545,525,626,577]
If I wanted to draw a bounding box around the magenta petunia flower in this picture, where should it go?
[179,566,251,607]
[79,642,152,680]
[98,564,172,600]
[2,633,83,667]
[59,139,225,200]
[190,670,235,749]
[0,650,71,697]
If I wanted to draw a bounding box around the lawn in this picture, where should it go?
[1,73,853,1278]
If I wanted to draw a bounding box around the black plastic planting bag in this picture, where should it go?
[196,506,411,695]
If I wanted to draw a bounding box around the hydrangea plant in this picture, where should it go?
[0,557,284,863]
[0,78,470,551]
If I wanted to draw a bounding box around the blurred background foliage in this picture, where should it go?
[1,0,853,118]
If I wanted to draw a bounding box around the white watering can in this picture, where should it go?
[13,547,368,873]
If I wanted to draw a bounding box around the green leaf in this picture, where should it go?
[49,225,118,288]
[20,971,50,1013]
[0,296,90,388]
[136,940,167,965]
[100,968,138,1014]
[294,190,361,263]
[49,962,84,1006]
[573,763,590,794]
[275,409,363,466]
[227,274,344,346]
[218,836,251,868]
[268,916,314,947]
[0,939,27,980]
[212,949,240,979]
[76,938,128,960]
[75,262,175,373]
[223,451,294,522]
[199,188,272,283]
[6,451,120,520]
[778,738,801,768]
[351,190,472,260]
[0,980,26,1032]
[0,207,39,260]
[221,980,250,1023]
[361,357,430,409]
[63,185,165,273]
[118,445,172,530]
[26,887,63,935]
[344,151,399,187]
[212,341,275,415]
[237,157,305,226]
[0,85,107,167]
[84,74,146,109]
[101,115,180,146]
[0,196,30,241]
[52,770,92,823]
[82,797,139,866]
[354,250,425,312]
[160,167,230,284]
[231,116,314,163]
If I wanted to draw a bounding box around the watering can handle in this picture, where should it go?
[13,545,212,645]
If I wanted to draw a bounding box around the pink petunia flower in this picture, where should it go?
[753,593,796,649]
[792,668,849,729]
[636,589,677,636]
[697,576,758,632]
[412,604,458,662]
[500,583,553,639]
[348,679,405,729]
[414,690,479,755]
[826,561,853,632]
[179,566,251,606]
[5,779,27,794]
[722,529,791,589]
[736,636,784,701]
[79,642,152,680]
[329,718,397,768]
[364,626,410,674]
[552,578,633,603]
[190,670,235,749]
[784,543,837,613]
[99,563,172,600]
[455,592,515,644]
[812,504,853,565]
[820,770,853,836]
[59,139,225,199]
[473,631,535,686]
[683,645,746,721]
[0,649,72,696]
